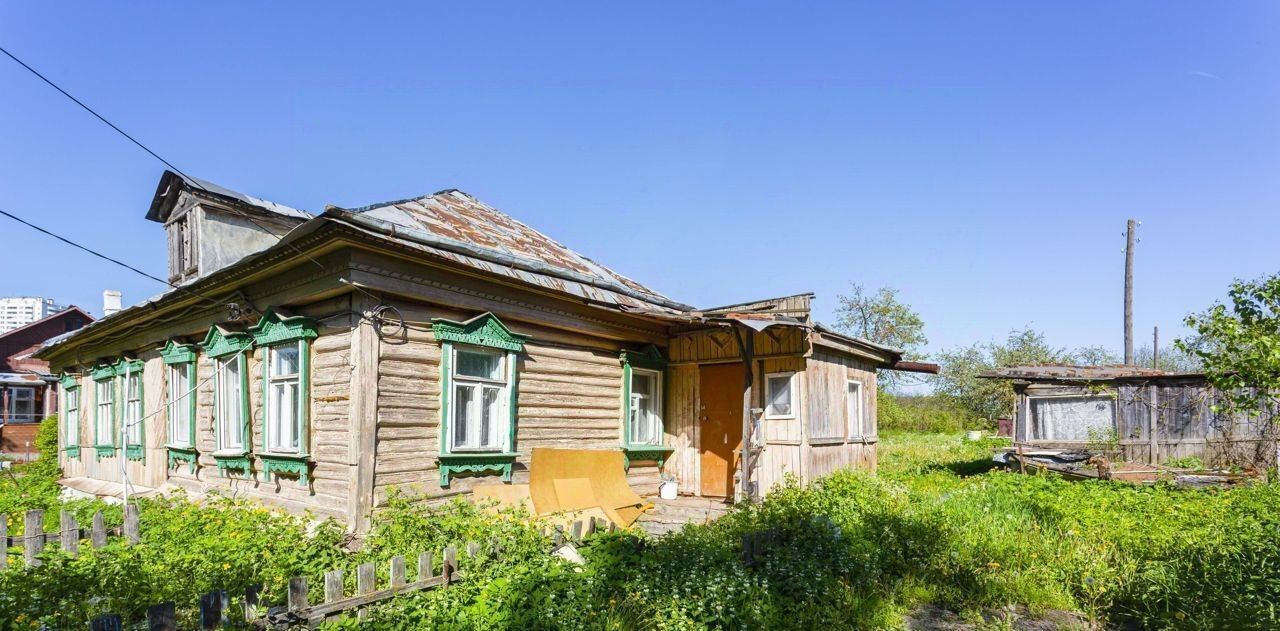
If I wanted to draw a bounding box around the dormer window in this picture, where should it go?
[168,214,197,283]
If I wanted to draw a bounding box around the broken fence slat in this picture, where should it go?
[390,555,407,589]
[61,510,78,557]
[571,520,583,541]
[443,546,457,584]
[418,551,434,581]
[124,504,140,544]
[357,562,376,620]
[325,569,344,603]
[243,584,263,622]
[288,576,308,611]
[90,613,123,631]
[465,541,479,558]
[198,590,226,630]
[24,509,43,567]
[146,601,177,631]
[91,510,107,548]
[0,513,7,569]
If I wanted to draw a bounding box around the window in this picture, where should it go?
[628,368,663,445]
[64,385,80,448]
[846,381,865,440]
[169,215,197,281]
[765,372,796,419]
[123,370,143,447]
[7,387,35,423]
[451,348,507,451]
[167,363,192,448]
[95,378,114,446]
[266,341,303,453]
[1029,395,1115,441]
[215,355,246,452]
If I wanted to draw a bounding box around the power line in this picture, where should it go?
[0,206,226,310]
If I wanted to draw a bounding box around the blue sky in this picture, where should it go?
[2,2,1278,368]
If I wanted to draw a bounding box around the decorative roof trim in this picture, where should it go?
[159,339,199,364]
[248,309,318,346]
[430,312,529,352]
[200,325,255,359]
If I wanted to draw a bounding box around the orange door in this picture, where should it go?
[699,363,744,497]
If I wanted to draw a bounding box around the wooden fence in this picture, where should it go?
[1,504,139,568]
[11,515,616,630]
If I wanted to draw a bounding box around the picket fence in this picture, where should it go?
[3,511,616,629]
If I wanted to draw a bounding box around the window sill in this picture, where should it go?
[124,444,145,462]
[258,452,311,486]
[437,452,517,488]
[166,446,198,474]
[621,444,674,470]
[93,445,116,460]
[808,437,847,446]
[211,452,253,478]
[64,445,81,459]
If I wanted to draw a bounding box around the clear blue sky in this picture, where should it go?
[2,2,1278,366]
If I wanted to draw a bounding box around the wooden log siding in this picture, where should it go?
[370,301,662,507]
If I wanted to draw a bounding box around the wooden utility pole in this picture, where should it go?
[1124,219,1137,365]
[1152,326,1159,370]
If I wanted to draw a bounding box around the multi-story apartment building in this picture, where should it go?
[0,297,68,333]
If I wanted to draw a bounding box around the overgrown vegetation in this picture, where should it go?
[878,392,977,433]
[1180,271,1280,414]
[4,416,1279,629]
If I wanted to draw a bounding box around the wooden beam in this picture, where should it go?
[348,295,380,532]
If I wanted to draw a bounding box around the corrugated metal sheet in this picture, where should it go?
[330,189,691,314]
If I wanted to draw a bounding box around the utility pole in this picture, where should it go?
[1153,326,1159,370]
[1124,219,1137,365]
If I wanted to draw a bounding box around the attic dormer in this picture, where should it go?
[146,171,310,285]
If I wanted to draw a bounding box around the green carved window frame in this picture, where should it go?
[432,313,529,487]
[115,357,147,462]
[90,363,117,460]
[620,345,673,469]
[161,339,200,473]
[249,309,318,485]
[59,373,81,459]
[201,325,254,478]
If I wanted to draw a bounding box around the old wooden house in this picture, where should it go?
[984,365,1279,468]
[39,171,930,530]
[0,305,93,457]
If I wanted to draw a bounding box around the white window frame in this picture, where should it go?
[123,370,143,446]
[64,386,80,446]
[628,367,664,446]
[846,380,865,441]
[215,355,247,453]
[94,379,114,446]
[167,363,193,448]
[449,346,509,452]
[764,371,797,420]
[7,387,36,424]
[265,341,304,454]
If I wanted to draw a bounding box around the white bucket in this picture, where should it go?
[659,480,678,500]
[966,430,983,441]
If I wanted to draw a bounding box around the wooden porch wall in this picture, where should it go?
[801,352,878,486]
[367,298,660,509]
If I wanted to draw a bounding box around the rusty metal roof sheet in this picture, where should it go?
[328,189,691,313]
[980,364,1202,381]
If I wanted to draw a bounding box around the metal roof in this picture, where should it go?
[980,364,1202,381]
[328,189,691,314]
[147,170,312,223]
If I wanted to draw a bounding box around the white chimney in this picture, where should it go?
[103,290,122,316]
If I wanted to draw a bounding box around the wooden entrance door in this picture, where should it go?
[699,363,744,497]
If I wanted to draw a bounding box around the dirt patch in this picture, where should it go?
[906,604,1094,630]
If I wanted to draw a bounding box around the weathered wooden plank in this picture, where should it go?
[288,576,308,611]
[124,504,140,544]
[293,573,451,620]
[325,569,344,602]
[390,556,407,589]
[90,614,123,631]
[60,510,78,557]
[0,513,7,569]
[443,546,457,584]
[357,562,376,620]
[571,521,583,541]
[418,551,434,580]
[243,584,263,622]
[146,601,177,631]
[349,296,380,533]
[198,590,227,630]
[24,509,43,566]
[91,510,107,548]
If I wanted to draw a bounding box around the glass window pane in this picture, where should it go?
[454,384,474,448]
[632,372,652,396]
[272,344,300,377]
[456,350,502,380]
[847,382,862,438]
[481,386,499,448]
[767,376,792,416]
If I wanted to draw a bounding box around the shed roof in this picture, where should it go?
[146,170,311,223]
[980,364,1203,381]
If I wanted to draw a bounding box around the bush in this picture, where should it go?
[878,393,976,433]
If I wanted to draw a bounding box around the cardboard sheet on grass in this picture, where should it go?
[473,448,652,528]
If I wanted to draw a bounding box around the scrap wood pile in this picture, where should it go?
[473,447,653,530]
[994,449,1263,488]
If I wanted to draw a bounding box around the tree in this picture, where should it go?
[833,283,927,388]
[932,328,1115,423]
[1132,343,1203,374]
[1178,273,1280,413]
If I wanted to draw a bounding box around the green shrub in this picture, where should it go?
[878,393,977,433]
[1165,456,1205,470]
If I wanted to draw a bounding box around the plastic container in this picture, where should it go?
[966,430,983,441]
[659,480,678,500]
